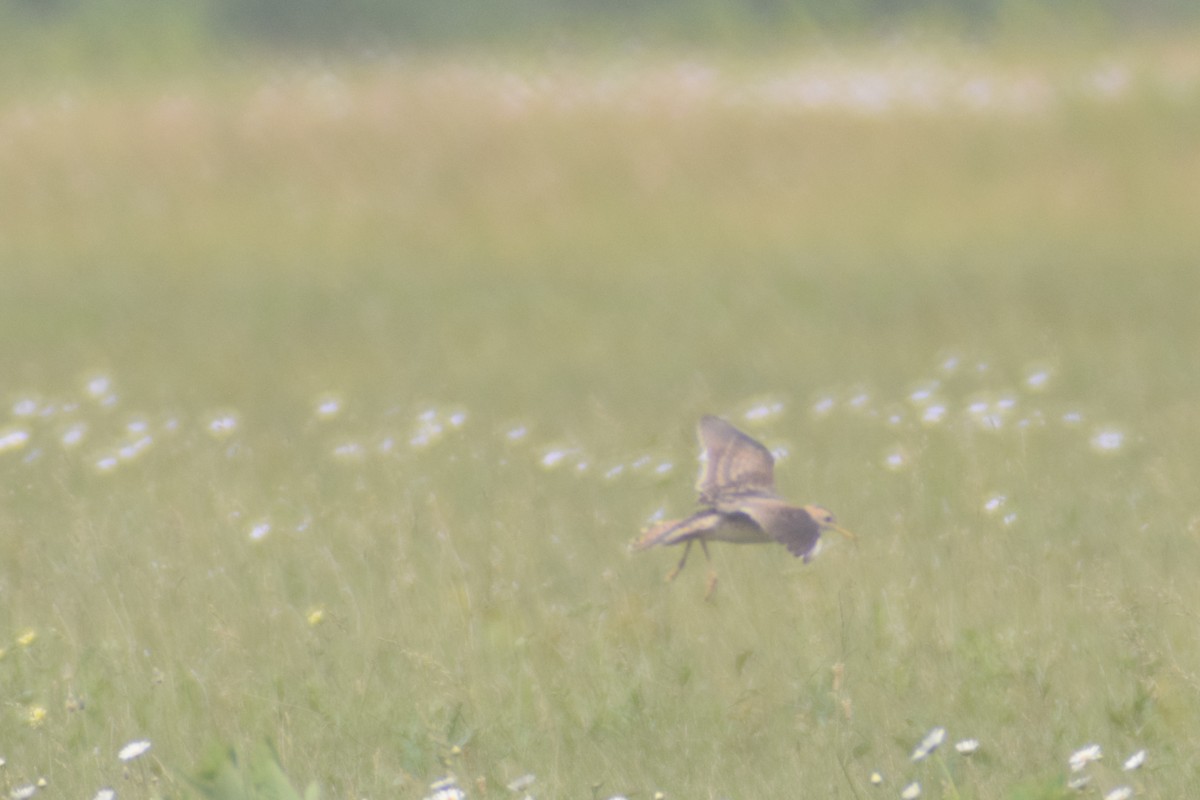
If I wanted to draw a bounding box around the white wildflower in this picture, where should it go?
[117,740,151,762]
[424,777,465,800]
[506,774,534,792]
[911,727,946,761]
[1123,749,1146,771]
[1069,744,1102,772]
[1067,775,1091,791]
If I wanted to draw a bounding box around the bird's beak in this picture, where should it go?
[831,524,856,540]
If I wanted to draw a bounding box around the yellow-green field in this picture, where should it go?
[3,42,1200,800]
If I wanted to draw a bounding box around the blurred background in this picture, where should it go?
[4,0,1200,68]
[4,3,1200,799]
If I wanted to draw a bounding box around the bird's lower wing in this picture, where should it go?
[632,510,723,551]
[733,499,822,561]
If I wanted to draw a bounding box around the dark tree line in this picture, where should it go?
[3,0,1197,50]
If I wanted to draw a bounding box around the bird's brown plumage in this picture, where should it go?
[695,414,777,504]
[634,416,852,593]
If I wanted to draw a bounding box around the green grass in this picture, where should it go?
[3,44,1200,800]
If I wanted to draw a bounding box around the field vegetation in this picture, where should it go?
[3,23,1200,800]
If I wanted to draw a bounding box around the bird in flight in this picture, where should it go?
[633,415,854,598]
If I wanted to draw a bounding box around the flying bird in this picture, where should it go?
[633,415,854,597]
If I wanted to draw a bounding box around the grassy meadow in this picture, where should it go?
[4,40,1200,800]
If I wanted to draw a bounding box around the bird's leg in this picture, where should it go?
[701,540,718,600]
[665,541,692,582]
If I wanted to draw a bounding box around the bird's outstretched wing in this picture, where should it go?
[730,497,822,561]
[695,415,777,504]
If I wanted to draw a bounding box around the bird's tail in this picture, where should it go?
[631,511,719,551]
[630,517,685,551]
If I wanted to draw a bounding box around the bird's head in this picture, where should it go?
[803,505,856,540]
